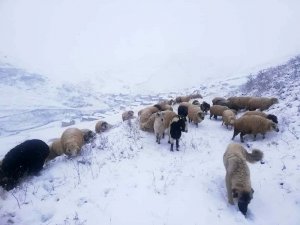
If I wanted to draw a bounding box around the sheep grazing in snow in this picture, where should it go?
[154,112,165,144]
[138,106,161,123]
[168,116,186,151]
[46,138,64,161]
[242,111,278,124]
[154,103,173,111]
[188,105,205,127]
[175,95,191,104]
[223,143,263,215]
[122,110,135,121]
[61,127,84,157]
[81,129,96,143]
[200,101,211,114]
[209,105,229,120]
[95,120,111,133]
[247,97,279,111]
[212,97,226,105]
[158,99,175,106]
[0,139,49,191]
[140,113,156,132]
[227,96,252,111]
[232,115,279,142]
[222,109,236,129]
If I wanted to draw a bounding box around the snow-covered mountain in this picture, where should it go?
[0,56,299,225]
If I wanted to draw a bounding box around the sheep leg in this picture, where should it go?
[240,133,245,143]
[262,133,266,139]
[176,139,179,151]
[232,129,239,140]
[170,143,174,151]
[157,133,161,144]
[214,115,217,120]
[225,173,234,204]
[253,134,257,141]
[210,114,212,119]
[196,122,198,128]
[170,137,174,151]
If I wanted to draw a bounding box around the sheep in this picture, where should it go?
[212,97,226,105]
[209,105,229,119]
[189,93,203,99]
[140,113,156,132]
[122,110,134,121]
[200,101,211,114]
[81,129,96,143]
[192,99,200,106]
[95,120,111,133]
[0,139,49,191]
[232,115,279,142]
[178,104,189,131]
[168,116,186,151]
[242,111,278,124]
[246,97,279,111]
[222,109,236,129]
[154,103,173,111]
[138,106,161,123]
[223,143,263,215]
[154,112,165,144]
[175,95,191,104]
[227,96,252,111]
[61,127,84,157]
[188,105,205,127]
[46,138,64,161]
[158,99,175,105]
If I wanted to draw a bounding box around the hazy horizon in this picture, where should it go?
[0,0,300,85]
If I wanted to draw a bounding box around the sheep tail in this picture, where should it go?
[245,149,264,163]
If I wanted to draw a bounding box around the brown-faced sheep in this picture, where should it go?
[61,128,84,157]
[223,143,263,215]
[242,111,278,124]
[227,96,252,111]
[95,121,111,133]
[209,105,229,119]
[246,97,279,111]
[122,110,134,121]
[222,109,236,129]
[46,138,64,161]
[232,115,279,142]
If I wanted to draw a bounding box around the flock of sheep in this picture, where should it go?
[0,92,280,216]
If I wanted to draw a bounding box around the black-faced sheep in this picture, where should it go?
[227,96,252,111]
[223,143,263,215]
[81,129,96,143]
[232,115,279,142]
[95,121,111,133]
[200,101,211,114]
[122,110,134,121]
[0,139,49,191]
[61,127,84,157]
[209,105,229,120]
[242,111,278,124]
[222,109,236,129]
[168,116,186,151]
[246,97,279,111]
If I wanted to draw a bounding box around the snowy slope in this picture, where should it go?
[0,57,300,225]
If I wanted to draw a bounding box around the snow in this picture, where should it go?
[0,57,300,225]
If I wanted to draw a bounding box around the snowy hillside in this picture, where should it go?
[0,56,300,225]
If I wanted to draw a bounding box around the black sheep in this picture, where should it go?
[200,101,211,114]
[0,139,49,191]
[168,116,186,151]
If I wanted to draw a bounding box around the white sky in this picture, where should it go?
[0,0,300,84]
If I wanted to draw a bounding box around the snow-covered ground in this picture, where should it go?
[0,57,299,225]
